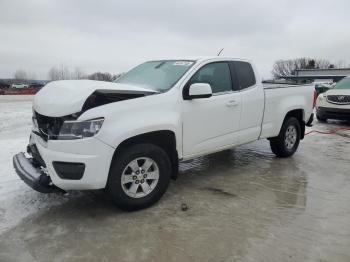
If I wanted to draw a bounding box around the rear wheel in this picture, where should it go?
[107,143,171,211]
[269,117,301,158]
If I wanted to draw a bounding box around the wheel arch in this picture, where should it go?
[111,130,179,179]
[283,109,305,139]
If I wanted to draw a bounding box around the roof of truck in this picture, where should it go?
[149,56,252,63]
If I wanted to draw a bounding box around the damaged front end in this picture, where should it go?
[32,88,154,141]
[13,112,70,193]
[32,89,155,141]
[13,149,63,194]
[13,82,157,193]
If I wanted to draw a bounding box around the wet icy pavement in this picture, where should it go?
[1,96,350,262]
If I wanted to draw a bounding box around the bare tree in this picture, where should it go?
[336,60,347,68]
[272,58,332,79]
[48,65,69,81]
[72,67,85,80]
[48,67,58,81]
[48,66,60,81]
[48,64,86,80]
[58,64,70,80]
[87,72,120,82]
[48,65,121,82]
[14,70,28,81]
[271,60,295,78]
[315,59,331,69]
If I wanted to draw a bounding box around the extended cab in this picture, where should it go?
[13,57,314,210]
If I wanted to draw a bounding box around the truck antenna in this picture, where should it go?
[217,48,224,56]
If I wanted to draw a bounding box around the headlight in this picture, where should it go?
[318,93,326,100]
[58,118,104,140]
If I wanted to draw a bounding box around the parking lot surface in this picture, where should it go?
[1,95,350,262]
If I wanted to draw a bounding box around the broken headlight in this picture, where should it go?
[58,118,104,140]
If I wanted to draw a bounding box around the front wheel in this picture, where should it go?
[269,117,301,158]
[107,143,171,211]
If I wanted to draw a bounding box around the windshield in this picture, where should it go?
[335,78,350,89]
[115,60,195,92]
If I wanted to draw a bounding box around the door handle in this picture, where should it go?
[226,100,239,107]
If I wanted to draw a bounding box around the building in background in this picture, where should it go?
[283,68,350,83]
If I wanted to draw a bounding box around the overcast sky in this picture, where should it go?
[1,0,349,79]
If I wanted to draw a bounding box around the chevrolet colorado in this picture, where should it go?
[13,57,314,210]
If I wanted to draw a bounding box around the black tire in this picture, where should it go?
[107,143,171,211]
[316,114,327,122]
[269,117,301,158]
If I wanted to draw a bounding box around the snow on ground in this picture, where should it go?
[0,96,69,233]
[0,96,32,200]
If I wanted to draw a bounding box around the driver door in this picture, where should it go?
[182,61,242,158]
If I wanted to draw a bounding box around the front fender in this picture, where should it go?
[96,110,182,157]
[77,88,183,155]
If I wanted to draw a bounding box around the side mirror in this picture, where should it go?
[185,83,212,100]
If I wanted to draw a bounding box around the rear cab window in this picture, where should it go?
[232,61,256,90]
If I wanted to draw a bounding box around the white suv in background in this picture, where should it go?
[316,76,350,121]
[11,83,29,89]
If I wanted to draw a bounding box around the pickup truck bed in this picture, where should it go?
[260,83,314,139]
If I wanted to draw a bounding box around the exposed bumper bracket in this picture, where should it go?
[306,113,314,127]
[13,152,64,193]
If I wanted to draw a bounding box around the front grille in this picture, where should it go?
[327,95,350,104]
[34,111,77,141]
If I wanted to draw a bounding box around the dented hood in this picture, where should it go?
[33,80,156,117]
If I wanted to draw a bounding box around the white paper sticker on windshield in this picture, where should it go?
[173,61,193,66]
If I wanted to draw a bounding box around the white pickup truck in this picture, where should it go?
[13,57,314,210]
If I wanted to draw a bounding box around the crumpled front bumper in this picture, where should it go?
[13,131,115,191]
[13,152,63,193]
